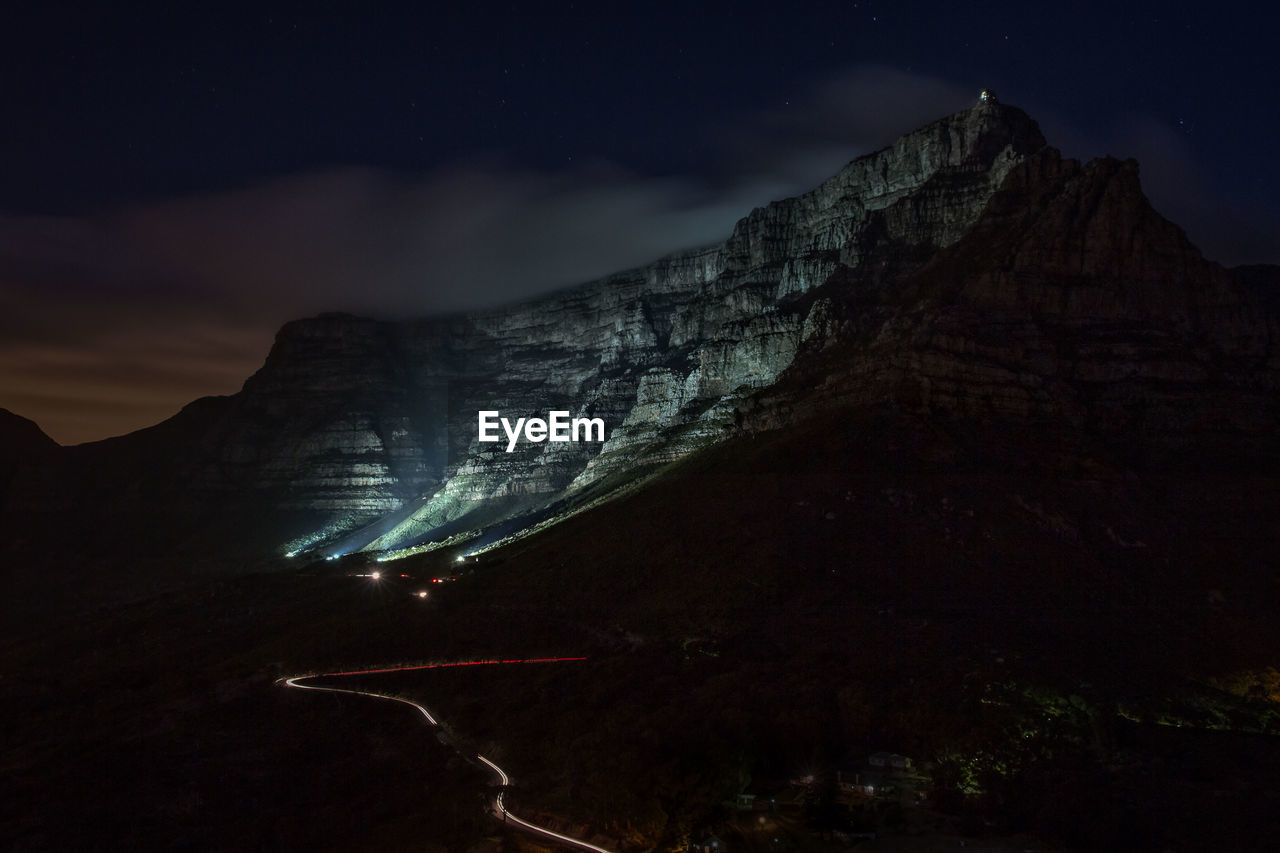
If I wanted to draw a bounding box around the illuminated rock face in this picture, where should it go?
[10,100,1276,560]
[182,101,1048,552]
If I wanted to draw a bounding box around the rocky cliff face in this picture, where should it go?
[743,149,1280,465]
[5,98,1277,563]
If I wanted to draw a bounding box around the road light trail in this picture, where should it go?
[281,658,612,852]
[314,656,587,678]
[476,754,615,853]
[282,676,439,725]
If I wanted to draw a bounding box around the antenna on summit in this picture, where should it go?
[978,89,999,104]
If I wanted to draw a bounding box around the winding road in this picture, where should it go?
[281,658,614,853]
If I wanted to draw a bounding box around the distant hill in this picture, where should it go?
[0,407,56,498]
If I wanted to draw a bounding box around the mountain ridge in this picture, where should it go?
[743,148,1280,459]
[3,98,1277,583]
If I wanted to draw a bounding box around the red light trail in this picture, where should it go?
[314,656,588,678]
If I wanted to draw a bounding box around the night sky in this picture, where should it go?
[2,0,1276,444]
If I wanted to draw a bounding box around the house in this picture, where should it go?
[868,751,912,770]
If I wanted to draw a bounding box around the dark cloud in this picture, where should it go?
[115,162,776,318]
[96,66,983,323]
[719,65,976,186]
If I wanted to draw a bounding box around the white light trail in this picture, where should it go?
[282,659,611,852]
[476,755,614,853]
[284,676,439,725]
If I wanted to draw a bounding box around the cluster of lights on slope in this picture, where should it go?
[351,569,430,598]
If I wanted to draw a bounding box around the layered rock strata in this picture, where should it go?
[7,97,1276,561]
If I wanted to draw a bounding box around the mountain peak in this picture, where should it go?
[6,100,1275,566]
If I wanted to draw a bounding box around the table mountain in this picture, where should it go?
[4,96,1276,579]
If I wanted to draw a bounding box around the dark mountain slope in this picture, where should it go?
[377,399,1280,850]
[744,149,1279,467]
